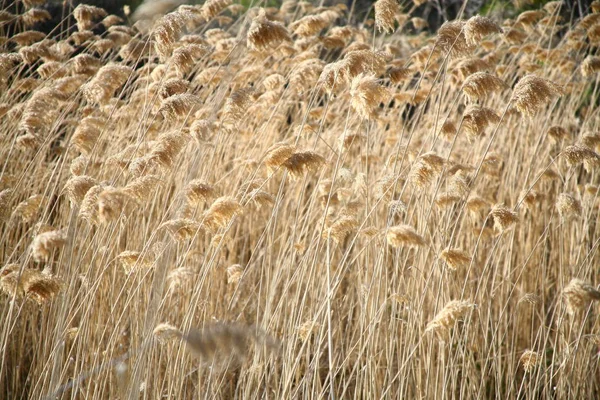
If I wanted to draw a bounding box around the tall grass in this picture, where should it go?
[2,0,600,398]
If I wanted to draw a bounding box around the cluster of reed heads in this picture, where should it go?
[2,0,600,398]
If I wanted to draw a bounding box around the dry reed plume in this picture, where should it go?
[2,1,600,399]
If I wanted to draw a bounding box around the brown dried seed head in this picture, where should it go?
[79,185,104,224]
[520,350,540,373]
[462,105,500,141]
[122,176,162,203]
[248,189,274,210]
[563,278,600,315]
[202,196,243,231]
[0,265,62,304]
[461,72,506,102]
[153,11,188,60]
[98,188,130,223]
[263,143,296,171]
[324,215,358,244]
[562,144,600,169]
[490,204,518,232]
[281,151,326,179]
[547,126,569,143]
[374,0,399,33]
[408,152,445,188]
[0,189,14,222]
[582,133,600,151]
[200,0,231,21]
[160,218,203,241]
[464,15,502,46]
[222,88,254,129]
[440,248,471,271]
[440,120,457,141]
[73,4,107,31]
[185,180,216,206]
[511,75,563,117]
[153,323,183,343]
[159,93,201,121]
[556,193,582,221]
[31,229,67,262]
[387,225,426,248]
[72,116,106,154]
[290,14,330,37]
[436,20,473,57]
[171,44,209,76]
[247,9,291,51]
[349,74,390,120]
[117,249,156,273]
[12,194,43,223]
[582,56,600,77]
[425,300,475,341]
[226,264,243,284]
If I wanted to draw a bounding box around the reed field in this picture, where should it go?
[2,0,600,398]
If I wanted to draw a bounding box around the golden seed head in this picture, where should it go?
[387,225,426,248]
[511,75,563,117]
[461,72,506,102]
[556,193,582,221]
[349,74,390,120]
[439,248,471,271]
[520,350,541,373]
[153,323,183,343]
[247,8,291,51]
[425,300,475,342]
[490,204,518,232]
[374,0,399,34]
[31,229,67,262]
[464,15,502,46]
[563,278,600,315]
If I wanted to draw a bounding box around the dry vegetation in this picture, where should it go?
[2,0,600,398]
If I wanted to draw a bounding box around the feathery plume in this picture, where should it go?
[374,0,399,33]
[281,151,326,179]
[349,74,390,120]
[31,229,67,262]
[12,194,43,223]
[64,176,98,206]
[73,4,107,31]
[461,72,506,102]
[79,185,104,224]
[202,196,243,231]
[387,225,426,248]
[556,193,582,221]
[520,350,541,373]
[490,204,518,232]
[563,278,600,315]
[324,215,358,244]
[425,300,475,341]
[562,144,600,171]
[511,75,563,117]
[159,93,201,121]
[200,0,231,21]
[247,9,291,51]
[436,20,473,57]
[0,264,62,304]
[464,15,501,46]
[160,219,203,241]
[185,180,216,206]
[153,323,183,343]
[582,56,600,78]
[462,105,500,141]
[439,248,471,272]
